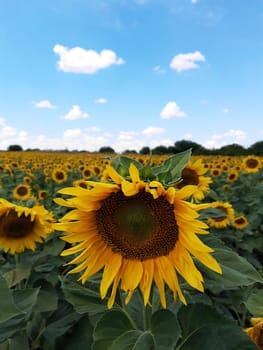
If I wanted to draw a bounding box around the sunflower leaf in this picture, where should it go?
[110,155,143,177]
[177,304,257,349]
[0,275,21,323]
[244,289,263,317]
[151,149,192,185]
[151,309,181,349]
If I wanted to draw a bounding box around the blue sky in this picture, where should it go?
[0,0,262,152]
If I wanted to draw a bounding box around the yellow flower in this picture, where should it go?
[13,184,32,201]
[245,317,263,349]
[0,198,54,254]
[207,201,235,229]
[242,156,261,173]
[232,215,249,229]
[51,168,68,183]
[55,163,222,309]
[176,159,212,201]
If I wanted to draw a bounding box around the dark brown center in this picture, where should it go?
[96,190,178,260]
[177,168,199,188]
[0,210,35,238]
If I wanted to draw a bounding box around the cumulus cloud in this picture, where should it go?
[95,97,108,104]
[204,129,247,149]
[53,44,125,74]
[61,105,89,120]
[191,0,199,3]
[142,126,165,136]
[33,100,55,109]
[170,51,205,72]
[160,102,187,119]
[223,108,229,113]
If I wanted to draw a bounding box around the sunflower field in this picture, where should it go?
[0,149,263,350]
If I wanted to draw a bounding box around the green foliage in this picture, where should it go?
[0,150,262,349]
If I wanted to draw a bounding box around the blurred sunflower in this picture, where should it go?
[226,170,239,183]
[51,168,68,184]
[55,163,221,309]
[13,184,32,201]
[207,201,235,229]
[176,159,212,201]
[38,190,49,200]
[245,317,263,350]
[232,215,249,229]
[0,198,54,254]
[242,156,261,173]
[73,179,89,189]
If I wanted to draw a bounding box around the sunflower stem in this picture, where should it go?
[117,287,138,330]
[143,304,152,331]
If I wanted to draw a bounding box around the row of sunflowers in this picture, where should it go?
[0,150,263,349]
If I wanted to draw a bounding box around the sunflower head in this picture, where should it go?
[207,201,235,229]
[51,168,68,183]
[13,184,32,201]
[0,198,54,254]
[55,153,222,309]
[242,156,261,173]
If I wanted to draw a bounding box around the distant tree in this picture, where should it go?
[98,146,115,153]
[139,146,151,155]
[152,145,169,155]
[7,144,23,151]
[217,143,247,156]
[173,140,203,155]
[122,149,137,154]
[247,141,263,156]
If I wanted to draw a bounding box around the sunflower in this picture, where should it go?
[242,156,261,173]
[55,163,222,309]
[207,201,235,229]
[73,179,90,189]
[245,317,263,350]
[232,215,249,229]
[226,170,239,183]
[38,190,49,200]
[0,198,54,254]
[176,159,212,201]
[13,184,32,201]
[51,168,68,184]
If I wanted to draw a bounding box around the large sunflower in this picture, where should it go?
[55,164,222,308]
[0,198,54,254]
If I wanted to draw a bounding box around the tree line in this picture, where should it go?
[5,140,263,156]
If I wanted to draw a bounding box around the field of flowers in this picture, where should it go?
[0,150,263,349]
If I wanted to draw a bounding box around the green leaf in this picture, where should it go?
[43,301,81,339]
[177,303,257,349]
[244,289,263,317]
[0,335,30,350]
[151,309,181,350]
[55,316,93,350]
[13,288,40,315]
[108,330,155,350]
[0,275,21,323]
[177,325,258,350]
[3,266,31,288]
[93,310,135,340]
[110,155,143,177]
[199,248,263,290]
[61,277,108,315]
[34,282,58,313]
[152,149,192,185]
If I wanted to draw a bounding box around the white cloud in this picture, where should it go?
[191,0,199,3]
[33,100,55,109]
[142,126,165,136]
[61,105,89,120]
[53,44,125,74]
[95,97,108,104]
[160,102,187,119]
[170,51,205,72]
[223,108,229,113]
[203,129,247,149]
[153,65,165,74]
